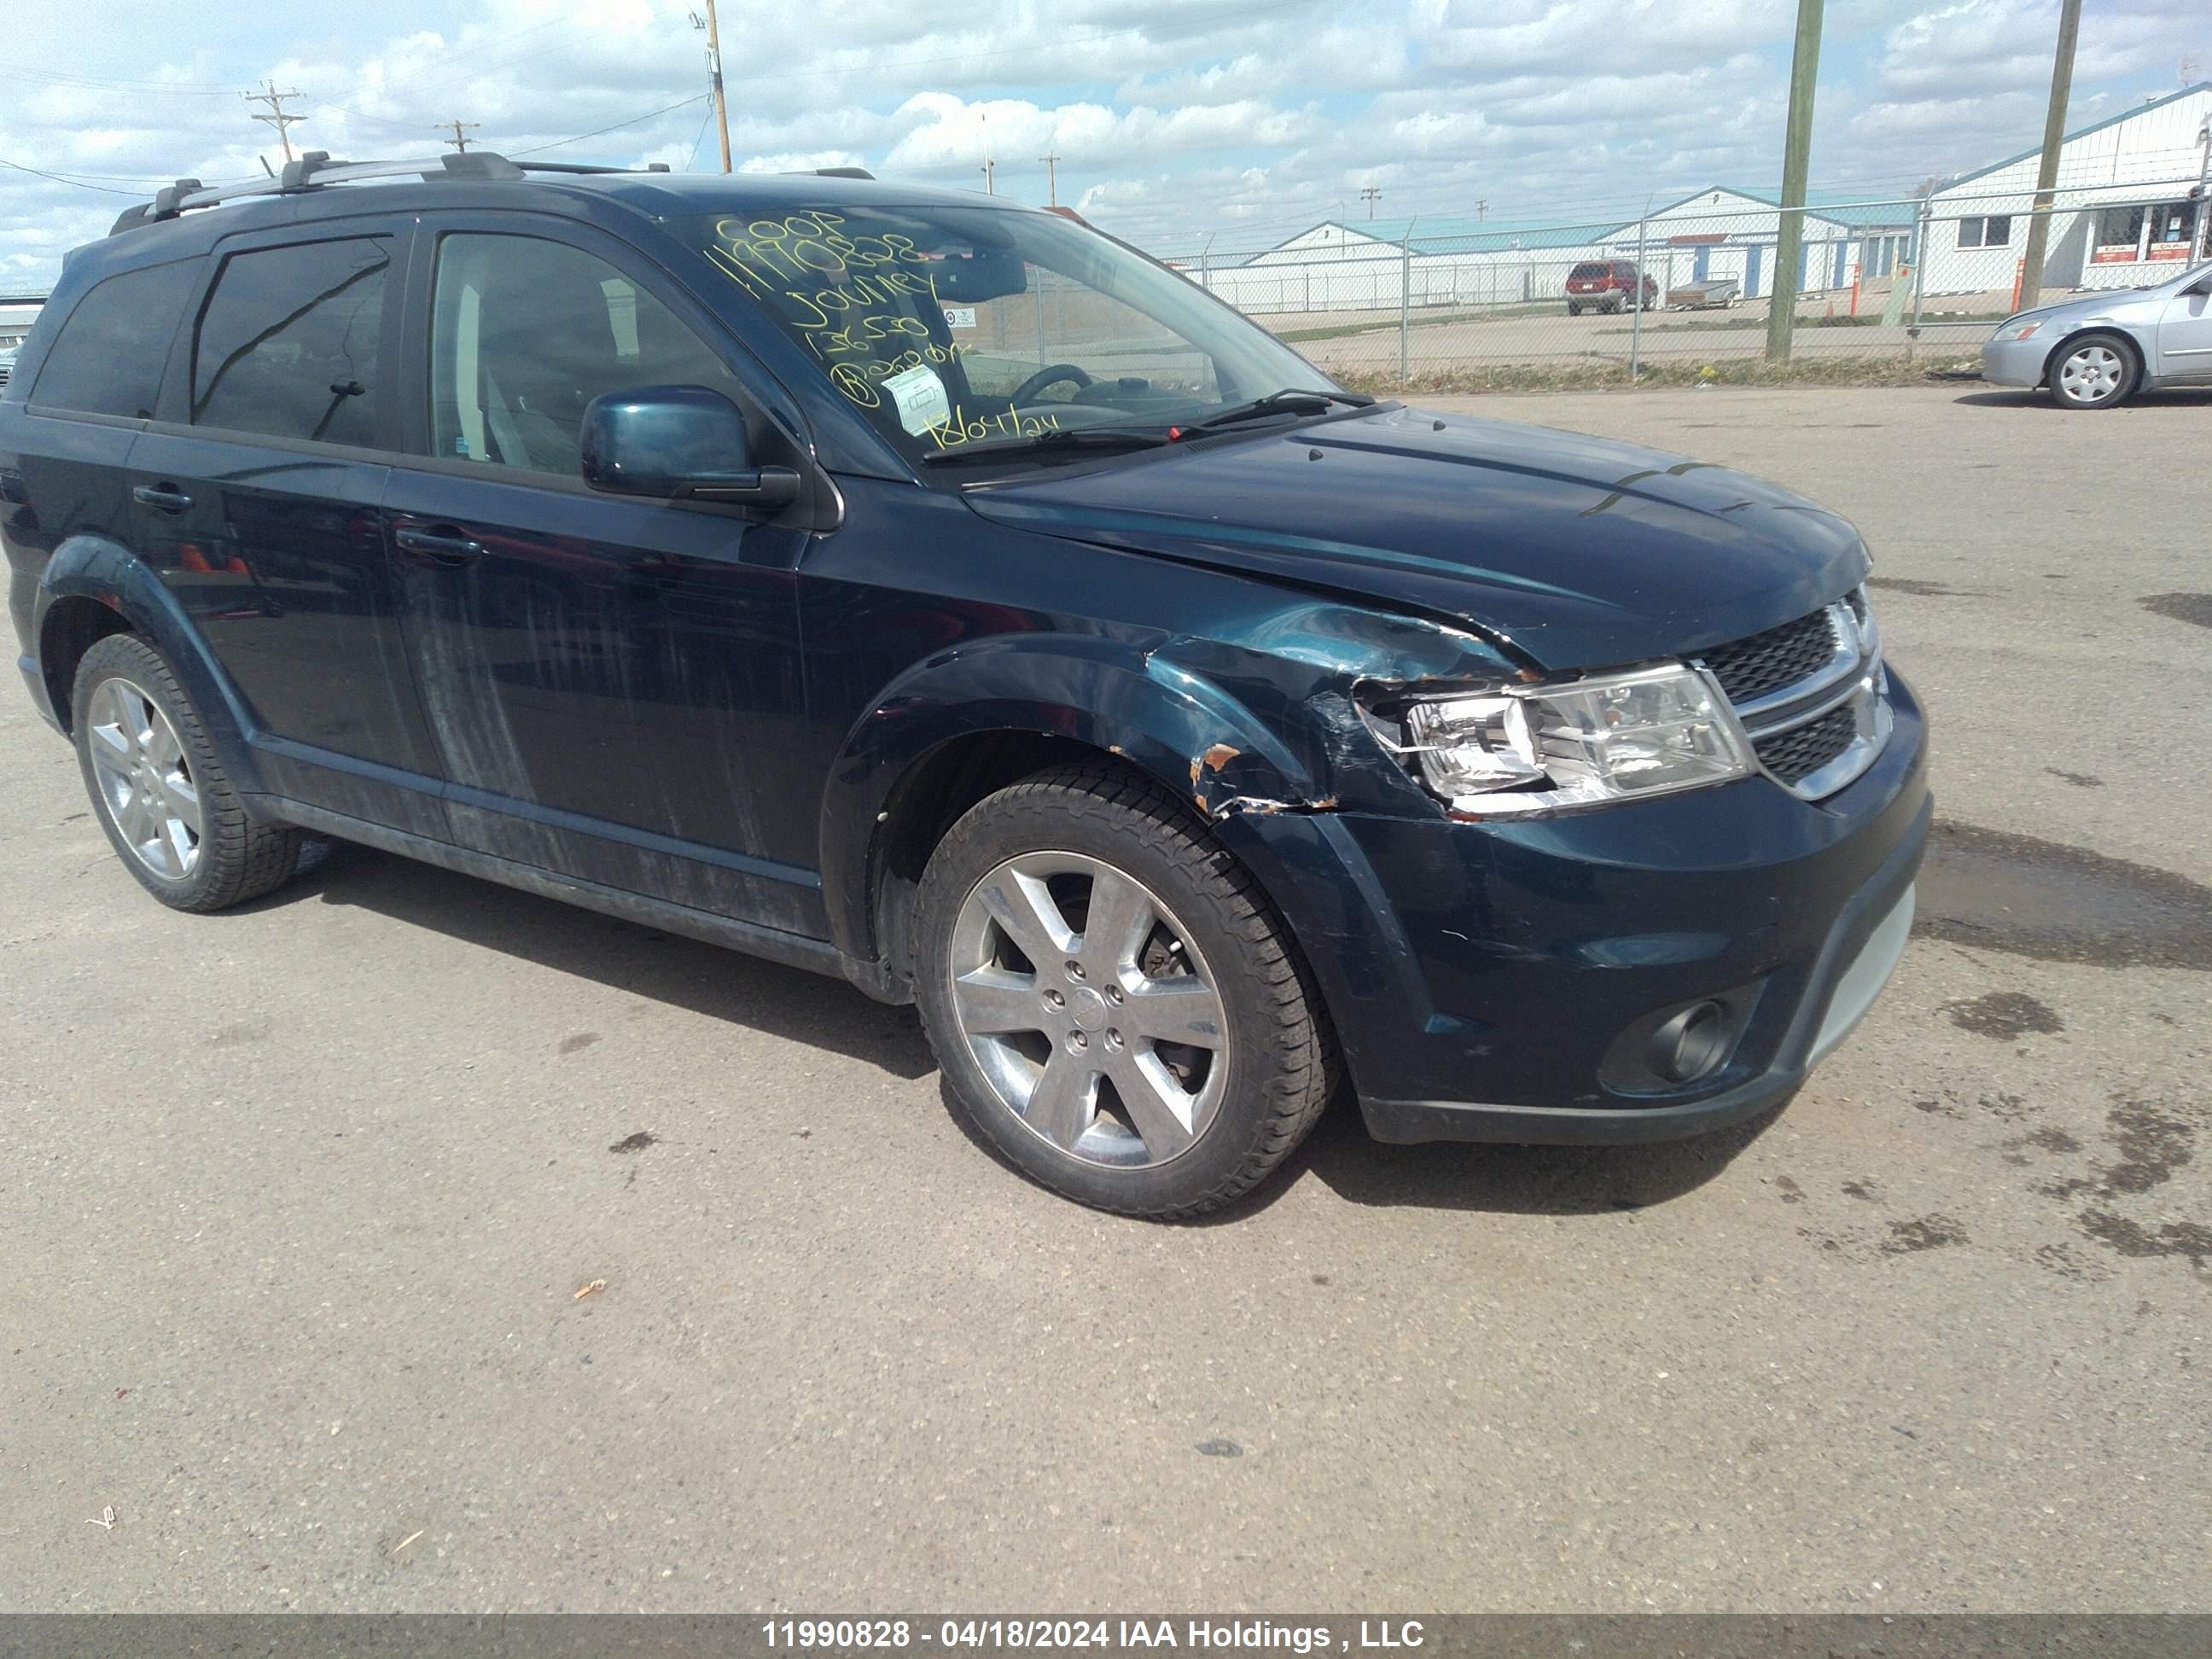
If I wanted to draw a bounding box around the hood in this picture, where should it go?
[962,403,1870,670]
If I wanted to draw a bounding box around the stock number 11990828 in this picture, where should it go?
[762,1621,1123,1648]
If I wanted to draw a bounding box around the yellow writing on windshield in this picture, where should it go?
[703,212,993,418]
[923,401,1065,451]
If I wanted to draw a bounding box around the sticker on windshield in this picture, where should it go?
[882,364,952,436]
[942,306,977,330]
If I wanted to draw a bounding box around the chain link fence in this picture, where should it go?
[1144,173,2212,389]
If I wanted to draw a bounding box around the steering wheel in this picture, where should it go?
[1009,363,1093,405]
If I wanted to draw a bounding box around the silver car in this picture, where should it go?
[1982,259,2212,410]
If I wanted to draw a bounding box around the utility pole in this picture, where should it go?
[690,3,732,172]
[434,119,480,154]
[1360,185,1382,218]
[2015,0,2081,314]
[1038,149,1061,207]
[1476,200,1487,221]
[980,112,994,195]
[1765,0,1825,362]
[244,80,305,163]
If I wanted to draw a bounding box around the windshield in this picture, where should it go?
[690,204,1329,463]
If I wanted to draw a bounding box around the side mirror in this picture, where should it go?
[579,385,801,509]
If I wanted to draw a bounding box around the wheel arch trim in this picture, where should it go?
[33,534,265,792]
[2040,324,2140,391]
[817,635,1328,965]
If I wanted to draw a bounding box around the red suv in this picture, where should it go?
[1566,259,1658,316]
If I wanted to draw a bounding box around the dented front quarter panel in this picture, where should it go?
[801,476,1509,964]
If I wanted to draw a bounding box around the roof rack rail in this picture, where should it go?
[108,150,673,236]
[513,160,673,175]
[812,166,875,179]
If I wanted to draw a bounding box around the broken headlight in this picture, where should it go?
[1370,663,1754,818]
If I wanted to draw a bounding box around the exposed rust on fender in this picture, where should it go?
[1189,738,1340,820]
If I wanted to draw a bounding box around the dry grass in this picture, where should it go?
[1336,352,1985,396]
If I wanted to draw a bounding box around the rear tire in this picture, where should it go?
[72,632,300,912]
[913,762,1336,1219]
[2046,331,2139,410]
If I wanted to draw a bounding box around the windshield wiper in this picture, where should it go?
[917,427,1169,467]
[1173,387,1377,436]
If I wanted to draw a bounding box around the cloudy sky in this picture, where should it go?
[3,0,2203,286]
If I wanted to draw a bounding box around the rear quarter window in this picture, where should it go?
[28,259,199,419]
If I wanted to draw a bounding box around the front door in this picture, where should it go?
[2153,279,2212,382]
[382,222,823,937]
[131,224,448,836]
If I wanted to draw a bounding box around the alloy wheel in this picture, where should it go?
[86,676,204,880]
[947,852,1228,1168]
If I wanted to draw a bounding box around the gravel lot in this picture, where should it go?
[3,384,2207,1614]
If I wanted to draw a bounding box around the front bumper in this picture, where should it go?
[1224,672,1930,1145]
[1980,334,2047,388]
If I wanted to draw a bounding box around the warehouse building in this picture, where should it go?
[1204,188,1913,316]
[1615,186,1917,301]
[1920,83,2212,294]
[1202,216,1619,315]
[0,294,45,349]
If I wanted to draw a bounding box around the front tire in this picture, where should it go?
[913,763,1336,1219]
[2047,332,2139,410]
[72,632,300,912]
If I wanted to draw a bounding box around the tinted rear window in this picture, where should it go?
[193,237,388,447]
[29,259,198,419]
[1569,263,1610,279]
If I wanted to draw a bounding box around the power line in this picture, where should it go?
[685,102,717,172]
[507,94,711,157]
[0,156,144,195]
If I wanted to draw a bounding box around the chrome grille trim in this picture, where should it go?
[1695,588,1889,801]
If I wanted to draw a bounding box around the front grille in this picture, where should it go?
[1698,591,1887,800]
[1753,702,1858,786]
[0,362,11,387]
[1698,608,1839,703]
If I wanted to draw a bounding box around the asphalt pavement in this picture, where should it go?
[2,384,2206,1613]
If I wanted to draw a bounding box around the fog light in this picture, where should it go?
[1650,1001,1728,1084]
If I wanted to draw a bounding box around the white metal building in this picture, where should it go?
[0,295,45,349]
[1201,187,1919,317]
[1201,217,1621,316]
[1610,186,1918,300]
[1922,83,2212,294]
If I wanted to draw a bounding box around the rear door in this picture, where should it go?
[130,218,447,835]
[7,258,203,673]
[380,215,822,935]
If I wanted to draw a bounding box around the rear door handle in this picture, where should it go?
[132,485,193,513]
[393,525,486,565]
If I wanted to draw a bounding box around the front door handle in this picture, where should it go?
[393,525,486,565]
[132,484,193,513]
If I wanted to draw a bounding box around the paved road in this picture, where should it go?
[3,386,2207,1614]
